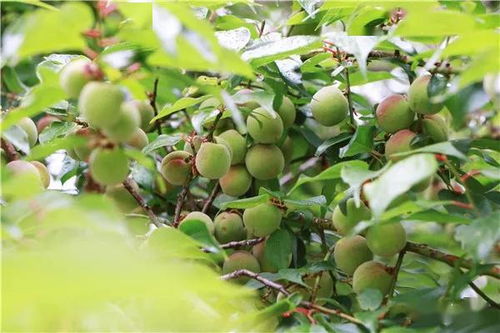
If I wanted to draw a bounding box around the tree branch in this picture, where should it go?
[202,182,220,214]
[123,178,162,228]
[386,249,406,303]
[148,77,162,137]
[220,237,265,249]
[468,281,500,309]
[173,177,192,227]
[1,138,19,161]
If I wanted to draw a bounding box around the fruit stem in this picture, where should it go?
[148,77,163,138]
[468,281,500,309]
[202,182,220,214]
[123,178,163,228]
[385,248,406,303]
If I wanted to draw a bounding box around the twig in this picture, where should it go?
[202,182,220,214]
[344,67,355,126]
[385,249,406,303]
[468,281,500,309]
[280,157,319,185]
[123,178,162,228]
[173,178,192,227]
[301,301,364,325]
[443,159,476,210]
[259,21,266,37]
[1,138,19,161]
[220,237,265,249]
[148,78,162,137]
[206,108,224,141]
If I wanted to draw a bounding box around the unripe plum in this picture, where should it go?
[408,75,443,114]
[310,85,348,126]
[252,238,292,273]
[127,128,149,150]
[160,151,192,186]
[246,107,284,144]
[79,82,124,128]
[129,100,154,131]
[102,102,140,143]
[89,147,129,186]
[332,198,371,235]
[73,127,97,161]
[280,136,294,165]
[180,211,214,234]
[422,114,448,142]
[243,203,281,237]
[6,160,43,186]
[245,144,284,180]
[277,96,296,129]
[30,161,50,188]
[385,129,416,161]
[195,142,231,179]
[18,117,38,147]
[183,135,204,154]
[376,95,414,133]
[105,184,140,213]
[214,211,246,243]
[59,58,96,99]
[334,236,373,275]
[222,251,260,284]
[366,222,406,257]
[219,165,252,197]
[352,261,392,295]
[218,129,247,165]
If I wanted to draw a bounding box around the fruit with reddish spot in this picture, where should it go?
[352,261,392,295]
[222,251,260,283]
[89,147,129,186]
[408,75,443,114]
[277,96,296,129]
[36,115,60,133]
[30,161,50,188]
[243,203,281,237]
[385,129,416,161]
[214,212,246,243]
[376,95,414,133]
[6,160,43,186]
[180,211,214,234]
[219,165,252,197]
[79,82,124,128]
[59,58,98,98]
[334,235,373,275]
[422,114,448,142]
[217,129,247,165]
[195,142,231,179]
[310,85,348,126]
[245,144,284,180]
[332,198,371,235]
[247,107,284,144]
[160,151,192,186]
[366,222,406,257]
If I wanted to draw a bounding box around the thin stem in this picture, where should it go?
[220,237,265,249]
[206,108,224,141]
[123,178,162,228]
[173,179,191,227]
[149,78,162,137]
[1,138,19,161]
[468,281,500,309]
[344,67,355,126]
[386,249,406,302]
[444,159,476,210]
[202,182,220,214]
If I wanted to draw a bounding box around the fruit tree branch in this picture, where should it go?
[468,281,500,309]
[220,237,265,249]
[123,178,163,228]
[202,182,220,214]
[148,77,162,137]
[386,249,406,303]
[1,138,19,161]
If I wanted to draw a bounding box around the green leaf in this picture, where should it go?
[407,210,471,224]
[364,154,439,217]
[264,230,293,272]
[142,134,182,155]
[153,96,211,122]
[341,162,388,207]
[357,289,383,311]
[395,10,476,37]
[26,136,86,161]
[38,121,74,144]
[178,219,222,253]
[124,149,155,169]
[394,141,468,160]
[315,132,351,156]
[220,194,270,209]
[284,196,327,209]
[445,84,490,129]
[455,211,500,261]
[339,125,375,158]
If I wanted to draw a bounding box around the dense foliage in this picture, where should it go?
[1,0,499,332]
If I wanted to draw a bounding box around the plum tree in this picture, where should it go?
[195,142,231,179]
[102,102,140,143]
[243,203,281,237]
[245,144,284,180]
[252,239,292,273]
[276,96,296,129]
[332,198,371,235]
[352,261,392,295]
[408,75,443,114]
[422,114,448,142]
[310,85,348,126]
[334,236,373,275]
[79,82,124,128]
[385,129,416,161]
[246,108,284,144]
[376,95,415,133]
[89,147,129,186]
[180,211,214,234]
[222,251,260,283]
[18,117,38,147]
[366,222,407,257]
[217,130,247,165]
[219,165,252,197]
[127,128,149,150]
[30,161,50,188]
[160,151,192,186]
[59,58,100,98]
[214,212,246,243]
[105,184,140,213]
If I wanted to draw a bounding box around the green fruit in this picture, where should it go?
[304,272,334,300]
[366,222,406,257]
[30,161,50,188]
[18,117,38,147]
[127,128,149,149]
[376,95,414,133]
[219,165,252,197]
[353,261,392,295]
[214,212,246,243]
[252,238,292,273]
[277,96,296,129]
[183,136,204,154]
[332,198,371,235]
[218,129,247,165]
[246,107,284,144]
[422,114,448,142]
[130,100,154,131]
[280,136,294,165]
[160,151,192,186]
[105,184,140,213]
[334,236,373,275]
[214,118,235,136]
[79,82,124,128]
[385,129,416,161]
[214,136,233,162]
[89,147,129,186]
[245,144,284,180]
[195,142,231,179]
[59,58,94,98]
[243,203,281,237]
[222,251,260,284]
[102,102,140,143]
[73,127,96,161]
[180,211,214,234]
[6,160,42,186]
[408,75,443,114]
[310,85,348,126]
